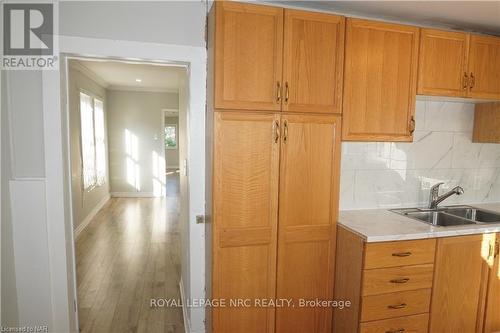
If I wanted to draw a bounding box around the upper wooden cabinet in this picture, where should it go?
[418,29,500,100]
[214,2,345,113]
[468,35,500,100]
[283,10,345,113]
[342,18,420,141]
[214,2,283,111]
[418,29,470,97]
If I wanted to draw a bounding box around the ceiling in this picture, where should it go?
[75,59,187,92]
[267,1,500,36]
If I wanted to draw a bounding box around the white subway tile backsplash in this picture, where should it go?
[340,100,500,210]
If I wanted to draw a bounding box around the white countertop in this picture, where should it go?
[339,202,500,243]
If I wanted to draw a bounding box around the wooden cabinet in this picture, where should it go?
[418,29,470,97]
[275,114,341,332]
[214,2,284,111]
[212,112,280,333]
[418,29,500,100]
[282,11,344,114]
[211,112,341,333]
[333,227,436,332]
[483,233,500,333]
[473,102,500,143]
[429,235,490,332]
[468,35,500,100]
[342,18,420,141]
[214,2,345,113]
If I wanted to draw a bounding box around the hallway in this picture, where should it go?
[76,172,184,333]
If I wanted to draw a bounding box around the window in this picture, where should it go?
[164,125,177,149]
[80,92,106,190]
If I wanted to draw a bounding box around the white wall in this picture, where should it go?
[165,116,180,168]
[107,90,178,196]
[2,1,207,330]
[340,100,500,210]
[68,61,110,232]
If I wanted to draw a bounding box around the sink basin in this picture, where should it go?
[390,205,500,227]
[445,207,500,223]
[400,210,475,226]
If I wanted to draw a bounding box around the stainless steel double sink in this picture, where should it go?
[391,206,500,227]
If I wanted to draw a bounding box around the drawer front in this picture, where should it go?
[362,264,434,296]
[359,313,429,333]
[361,289,431,322]
[364,239,436,269]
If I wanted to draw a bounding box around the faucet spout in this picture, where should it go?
[428,183,464,209]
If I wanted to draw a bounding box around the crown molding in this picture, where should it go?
[68,60,110,88]
[107,85,179,94]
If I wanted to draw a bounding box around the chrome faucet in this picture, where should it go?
[428,182,464,209]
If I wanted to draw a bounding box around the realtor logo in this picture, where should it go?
[2,3,58,69]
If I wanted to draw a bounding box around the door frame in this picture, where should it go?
[41,35,206,332]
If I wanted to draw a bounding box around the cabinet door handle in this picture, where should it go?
[388,303,407,310]
[284,82,289,104]
[390,278,410,284]
[274,120,280,143]
[470,72,475,89]
[463,72,469,90]
[386,330,405,333]
[283,120,288,143]
[409,116,415,134]
[392,252,412,257]
[276,81,282,103]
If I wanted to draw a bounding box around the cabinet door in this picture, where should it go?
[429,235,491,333]
[468,35,500,100]
[484,234,500,333]
[282,10,345,114]
[214,2,283,111]
[212,112,280,333]
[276,114,341,332]
[342,19,419,141]
[418,29,469,97]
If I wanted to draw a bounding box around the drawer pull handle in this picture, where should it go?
[388,303,407,310]
[392,252,412,257]
[390,278,410,284]
[386,330,405,333]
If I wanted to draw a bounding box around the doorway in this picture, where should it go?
[66,57,188,332]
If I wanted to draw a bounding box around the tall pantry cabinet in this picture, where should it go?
[207,2,344,332]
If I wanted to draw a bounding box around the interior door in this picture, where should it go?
[429,235,491,333]
[275,114,341,333]
[418,29,470,97]
[282,10,345,114]
[212,111,280,333]
[214,2,284,111]
[468,35,500,100]
[342,18,419,141]
[484,233,500,333]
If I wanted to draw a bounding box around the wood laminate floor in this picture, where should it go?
[76,171,184,333]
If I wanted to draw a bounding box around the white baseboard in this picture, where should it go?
[74,194,110,239]
[179,278,192,333]
[110,192,156,198]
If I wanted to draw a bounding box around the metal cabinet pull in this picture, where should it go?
[463,72,469,90]
[388,303,407,310]
[409,116,415,134]
[470,72,475,89]
[390,278,410,284]
[284,82,289,104]
[276,81,281,103]
[283,120,288,143]
[392,252,412,257]
[386,329,405,333]
[274,120,280,143]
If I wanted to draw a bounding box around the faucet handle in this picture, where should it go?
[430,182,445,192]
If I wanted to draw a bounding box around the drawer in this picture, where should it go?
[362,264,434,296]
[359,313,429,333]
[364,239,436,269]
[360,289,431,322]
